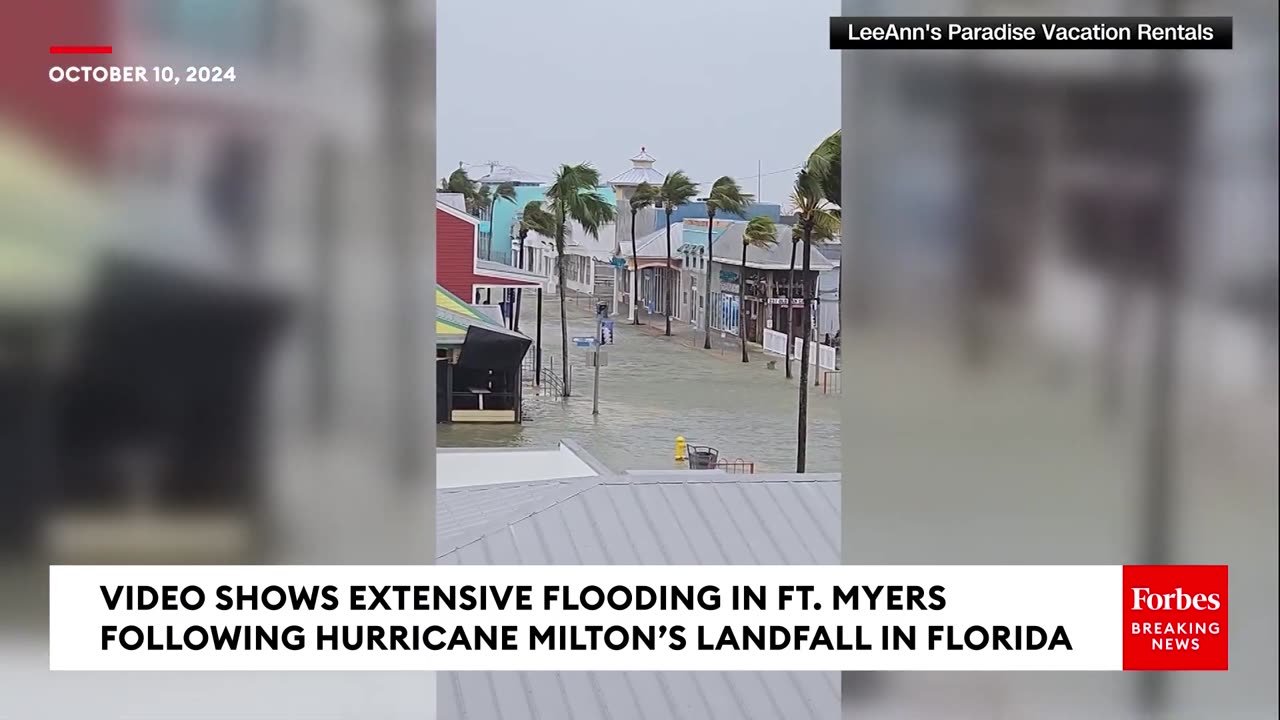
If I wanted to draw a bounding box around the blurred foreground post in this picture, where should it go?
[1139,0,1189,711]
[381,0,427,487]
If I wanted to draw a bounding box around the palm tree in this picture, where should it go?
[806,130,843,342]
[514,201,552,352]
[657,171,697,336]
[783,231,801,378]
[703,177,754,349]
[486,181,519,313]
[472,183,491,217]
[628,182,658,324]
[806,130,841,211]
[517,200,556,383]
[785,203,837,380]
[739,216,777,362]
[542,164,616,396]
[791,168,840,473]
[489,182,517,222]
[472,184,492,257]
[439,167,477,209]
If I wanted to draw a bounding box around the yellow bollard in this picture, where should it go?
[674,436,686,462]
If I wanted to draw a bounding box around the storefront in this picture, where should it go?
[710,269,741,336]
[436,286,531,424]
[640,265,681,320]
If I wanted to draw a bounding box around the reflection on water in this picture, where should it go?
[438,299,841,473]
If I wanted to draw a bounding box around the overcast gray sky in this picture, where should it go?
[437,0,839,207]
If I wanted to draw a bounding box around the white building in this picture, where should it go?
[608,148,667,316]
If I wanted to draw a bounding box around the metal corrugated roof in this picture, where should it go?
[609,147,665,187]
[437,476,598,554]
[609,166,667,186]
[435,472,841,720]
[706,223,835,271]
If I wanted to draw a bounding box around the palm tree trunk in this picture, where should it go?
[797,226,813,473]
[704,210,715,349]
[513,240,523,332]
[664,210,673,337]
[785,239,798,379]
[740,242,749,363]
[631,209,642,324]
[556,212,571,397]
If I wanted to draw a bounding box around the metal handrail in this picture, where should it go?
[714,459,756,475]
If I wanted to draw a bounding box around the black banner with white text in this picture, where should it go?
[829,17,1233,50]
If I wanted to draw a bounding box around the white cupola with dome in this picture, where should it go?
[608,147,665,188]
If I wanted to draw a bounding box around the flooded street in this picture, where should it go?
[438,295,841,472]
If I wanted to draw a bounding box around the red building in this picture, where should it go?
[436,201,543,322]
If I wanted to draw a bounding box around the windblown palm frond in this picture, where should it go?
[441,167,475,195]
[706,176,753,218]
[658,170,698,211]
[517,200,557,239]
[790,168,840,238]
[809,208,840,244]
[631,181,658,213]
[493,182,517,204]
[805,130,840,212]
[743,215,778,250]
[472,184,491,215]
[545,163,616,239]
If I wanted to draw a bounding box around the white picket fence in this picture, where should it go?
[762,328,789,356]
[762,329,838,371]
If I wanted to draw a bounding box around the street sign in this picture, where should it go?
[587,351,608,368]
[573,336,596,348]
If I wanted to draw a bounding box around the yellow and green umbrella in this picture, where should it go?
[0,123,106,314]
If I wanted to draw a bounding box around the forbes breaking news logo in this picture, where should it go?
[1123,565,1228,671]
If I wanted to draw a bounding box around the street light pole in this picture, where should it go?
[592,305,603,415]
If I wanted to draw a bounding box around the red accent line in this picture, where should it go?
[50,45,113,54]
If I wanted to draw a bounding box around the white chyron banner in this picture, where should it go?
[50,565,1122,672]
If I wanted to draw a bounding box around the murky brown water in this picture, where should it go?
[438,297,841,473]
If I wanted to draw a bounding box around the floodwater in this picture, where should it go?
[438,296,841,473]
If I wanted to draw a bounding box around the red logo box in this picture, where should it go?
[1122,565,1228,671]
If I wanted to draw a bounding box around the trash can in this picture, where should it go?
[687,445,719,470]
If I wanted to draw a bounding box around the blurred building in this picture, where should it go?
[4,0,441,717]
[1,0,442,567]
[840,0,1278,716]
[846,0,1278,408]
